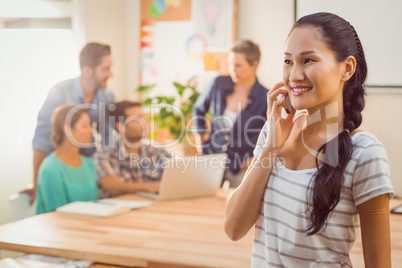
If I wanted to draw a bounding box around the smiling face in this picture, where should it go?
[89,54,113,89]
[283,26,346,113]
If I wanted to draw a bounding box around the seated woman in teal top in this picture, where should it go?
[36,105,99,214]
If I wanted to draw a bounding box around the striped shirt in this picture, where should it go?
[252,127,394,268]
[94,141,171,198]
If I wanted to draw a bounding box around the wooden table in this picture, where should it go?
[0,191,253,268]
[0,193,401,268]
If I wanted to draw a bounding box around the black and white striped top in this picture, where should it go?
[252,127,394,268]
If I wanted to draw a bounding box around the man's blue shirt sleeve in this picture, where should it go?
[32,85,65,154]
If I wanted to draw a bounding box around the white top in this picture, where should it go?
[222,109,239,129]
[252,124,394,268]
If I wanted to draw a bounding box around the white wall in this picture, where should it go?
[0,29,79,260]
[297,0,402,87]
[238,0,295,89]
[362,93,402,197]
[0,1,79,232]
[84,0,127,101]
[83,0,140,101]
[126,0,141,101]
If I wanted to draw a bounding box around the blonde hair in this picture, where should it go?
[231,40,260,65]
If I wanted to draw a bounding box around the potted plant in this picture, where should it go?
[137,80,200,146]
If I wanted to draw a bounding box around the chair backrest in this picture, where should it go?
[8,193,36,221]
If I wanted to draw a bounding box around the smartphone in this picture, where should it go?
[284,94,293,114]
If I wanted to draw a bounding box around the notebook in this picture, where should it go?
[136,153,227,200]
[56,199,152,218]
[391,204,402,214]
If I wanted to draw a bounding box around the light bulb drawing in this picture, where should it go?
[203,1,221,36]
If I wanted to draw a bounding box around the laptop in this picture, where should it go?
[136,153,227,200]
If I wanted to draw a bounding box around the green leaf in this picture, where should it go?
[149,130,158,139]
[136,84,156,93]
[170,126,182,139]
[138,80,202,143]
[156,96,168,103]
[181,104,191,116]
[175,116,182,124]
[189,92,200,103]
[166,97,176,105]
[173,82,186,97]
[142,98,153,106]
[159,107,173,119]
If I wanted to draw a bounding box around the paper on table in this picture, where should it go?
[391,204,402,214]
[99,199,153,210]
[0,258,68,268]
[17,254,92,267]
[56,201,130,218]
[0,258,25,268]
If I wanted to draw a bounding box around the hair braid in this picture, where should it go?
[343,24,366,132]
[292,13,368,235]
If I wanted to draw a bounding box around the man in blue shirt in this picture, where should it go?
[21,42,115,203]
[193,40,268,187]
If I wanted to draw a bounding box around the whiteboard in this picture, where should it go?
[296,0,402,87]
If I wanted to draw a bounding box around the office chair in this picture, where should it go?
[8,193,36,221]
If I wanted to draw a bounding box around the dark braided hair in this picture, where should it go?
[289,12,367,235]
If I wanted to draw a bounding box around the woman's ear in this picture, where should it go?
[63,125,73,136]
[62,124,71,142]
[251,60,259,71]
[341,56,357,82]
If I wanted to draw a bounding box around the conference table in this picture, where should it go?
[0,191,401,268]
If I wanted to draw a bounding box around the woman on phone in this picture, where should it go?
[36,105,99,214]
[224,12,394,267]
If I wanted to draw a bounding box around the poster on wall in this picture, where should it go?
[152,21,205,96]
[192,0,233,52]
[140,0,236,99]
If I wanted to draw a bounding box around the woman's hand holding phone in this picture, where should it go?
[284,94,293,114]
[266,82,296,151]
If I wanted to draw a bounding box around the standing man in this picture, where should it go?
[21,42,115,203]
